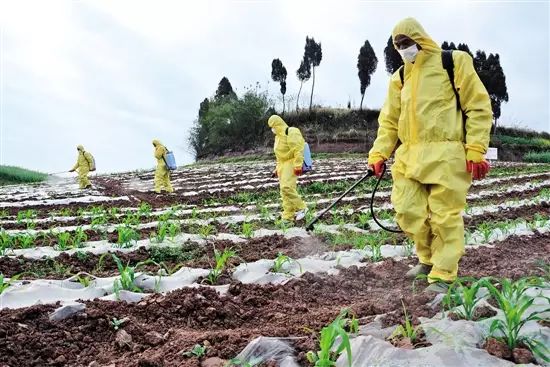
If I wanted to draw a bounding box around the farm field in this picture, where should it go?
[0,156,549,367]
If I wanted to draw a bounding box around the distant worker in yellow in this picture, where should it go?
[368,18,492,289]
[152,139,174,193]
[69,145,96,189]
[268,115,307,222]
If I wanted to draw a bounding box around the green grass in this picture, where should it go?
[524,151,550,163]
[493,135,550,148]
[0,166,47,185]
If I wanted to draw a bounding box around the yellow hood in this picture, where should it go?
[267,115,288,136]
[392,18,440,54]
[152,139,162,147]
[77,145,84,151]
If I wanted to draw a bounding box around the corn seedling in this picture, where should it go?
[271,252,302,274]
[489,277,543,305]
[151,221,169,243]
[158,211,173,222]
[442,277,486,320]
[0,230,14,255]
[352,235,367,250]
[182,344,207,358]
[190,207,199,220]
[534,213,549,227]
[198,224,215,239]
[0,209,9,219]
[167,222,181,239]
[16,233,35,249]
[527,219,539,231]
[378,210,394,221]
[389,300,420,344]
[306,309,358,367]
[91,212,109,228]
[76,274,92,287]
[108,207,120,220]
[495,220,512,236]
[366,233,383,262]
[56,232,73,250]
[258,205,271,221]
[123,212,141,227]
[138,202,152,217]
[484,278,550,361]
[110,317,127,330]
[52,261,73,276]
[464,204,473,216]
[59,208,73,217]
[403,238,414,257]
[204,247,236,285]
[116,225,140,248]
[111,254,159,293]
[330,208,346,227]
[305,206,316,224]
[0,273,21,294]
[275,219,290,233]
[17,209,37,223]
[341,204,353,215]
[356,212,371,229]
[73,227,88,248]
[477,222,493,243]
[538,188,550,200]
[240,221,255,238]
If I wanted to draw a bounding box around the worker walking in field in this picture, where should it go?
[268,115,307,222]
[368,18,492,291]
[69,145,96,189]
[152,139,174,193]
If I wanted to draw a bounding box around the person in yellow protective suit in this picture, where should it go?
[268,115,307,222]
[152,139,174,193]
[368,18,492,288]
[69,145,95,189]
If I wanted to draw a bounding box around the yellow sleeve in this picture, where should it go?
[454,51,492,155]
[368,71,401,165]
[287,128,305,169]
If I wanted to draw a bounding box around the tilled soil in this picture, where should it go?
[3,170,548,218]
[0,235,327,279]
[0,231,548,367]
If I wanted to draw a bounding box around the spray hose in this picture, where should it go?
[369,163,403,233]
[305,163,403,233]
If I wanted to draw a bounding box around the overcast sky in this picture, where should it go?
[1,0,548,174]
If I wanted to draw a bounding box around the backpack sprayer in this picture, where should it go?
[305,163,403,233]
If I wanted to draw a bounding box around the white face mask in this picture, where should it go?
[271,128,277,134]
[398,44,419,63]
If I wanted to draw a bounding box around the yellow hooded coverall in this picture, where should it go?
[72,145,95,189]
[153,139,174,193]
[268,115,307,221]
[368,18,492,282]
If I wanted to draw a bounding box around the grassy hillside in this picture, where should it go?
[0,165,47,186]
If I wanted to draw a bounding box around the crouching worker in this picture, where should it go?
[152,139,174,193]
[368,18,492,291]
[69,145,95,189]
[268,115,307,222]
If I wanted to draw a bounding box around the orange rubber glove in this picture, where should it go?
[369,160,385,178]
[466,150,490,180]
[293,167,303,176]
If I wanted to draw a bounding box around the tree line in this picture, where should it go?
[190,35,509,158]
